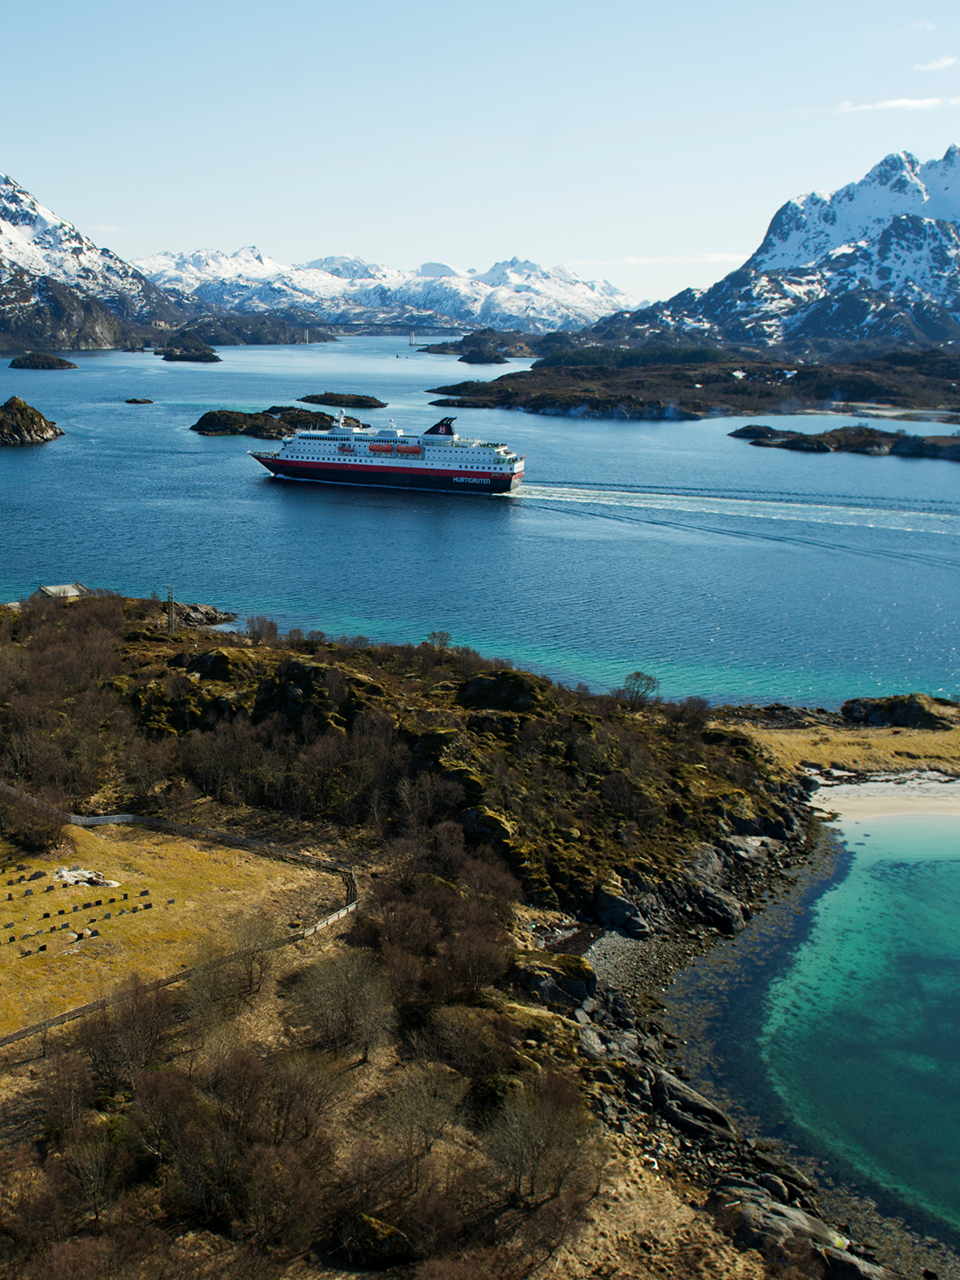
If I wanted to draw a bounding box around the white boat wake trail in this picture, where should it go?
[519,484,960,570]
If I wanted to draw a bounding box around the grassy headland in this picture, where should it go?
[0,594,956,1278]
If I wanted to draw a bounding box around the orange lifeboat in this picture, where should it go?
[337,444,355,453]
[369,443,395,454]
[397,445,422,455]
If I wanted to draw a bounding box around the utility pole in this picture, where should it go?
[167,585,175,634]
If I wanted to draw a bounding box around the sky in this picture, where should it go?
[4,0,960,304]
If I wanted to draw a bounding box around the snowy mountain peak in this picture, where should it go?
[416,262,463,278]
[611,144,960,358]
[0,172,188,326]
[751,145,960,273]
[303,254,389,279]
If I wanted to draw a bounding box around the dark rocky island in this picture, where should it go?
[429,346,960,430]
[155,328,221,363]
[190,405,365,439]
[298,391,387,409]
[730,420,960,461]
[124,397,154,404]
[0,395,64,444]
[8,351,78,370]
[419,327,543,360]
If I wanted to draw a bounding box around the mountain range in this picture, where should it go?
[3,149,960,356]
[590,146,960,359]
[0,172,635,350]
[131,248,636,334]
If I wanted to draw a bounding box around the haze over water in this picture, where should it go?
[0,336,957,706]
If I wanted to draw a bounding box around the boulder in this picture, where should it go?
[653,1069,738,1141]
[685,881,749,934]
[458,805,516,844]
[183,648,261,683]
[513,951,598,1007]
[595,879,650,934]
[819,1246,901,1280]
[338,1213,415,1267]
[713,1179,847,1253]
[456,670,554,714]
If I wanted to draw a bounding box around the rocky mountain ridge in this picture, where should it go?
[593,147,960,359]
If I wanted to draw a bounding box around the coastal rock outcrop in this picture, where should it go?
[841,692,960,730]
[455,670,556,714]
[0,396,63,445]
[9,351,77,369]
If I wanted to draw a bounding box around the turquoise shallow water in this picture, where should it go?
[759,814,960,1230]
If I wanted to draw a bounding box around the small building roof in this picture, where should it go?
[34,583,91,598]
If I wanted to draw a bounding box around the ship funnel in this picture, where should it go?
[423,417,457,436]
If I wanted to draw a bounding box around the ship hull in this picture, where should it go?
[250,455,522,494]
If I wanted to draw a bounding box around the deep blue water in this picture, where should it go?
[1,336,958,705]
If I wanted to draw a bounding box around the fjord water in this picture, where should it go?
[1,336,958,704]
[758,814,960,1233]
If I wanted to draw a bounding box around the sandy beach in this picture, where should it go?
[810,770,960,819]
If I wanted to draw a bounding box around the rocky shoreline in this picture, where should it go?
[533,772,960,1280]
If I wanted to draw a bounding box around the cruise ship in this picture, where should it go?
[249,415,524,494]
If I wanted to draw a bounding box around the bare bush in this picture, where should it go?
[290,950,395,1062]
[483,1072,602,1207]
[611,670,660,710]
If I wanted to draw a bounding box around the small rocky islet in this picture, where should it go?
[298,391,387,409]
[154,328,221,363]
[730,420,960,461]
[0,396,63,444]
[8,351,78,370]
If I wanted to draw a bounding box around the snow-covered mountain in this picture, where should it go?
[0,173,189,331]
[134,247,636,333]
[596,147,960,356]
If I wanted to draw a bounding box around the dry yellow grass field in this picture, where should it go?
[0,824,346,1035]
[730,723,960,775]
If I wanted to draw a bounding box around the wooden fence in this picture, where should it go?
[0,782,359,1051]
